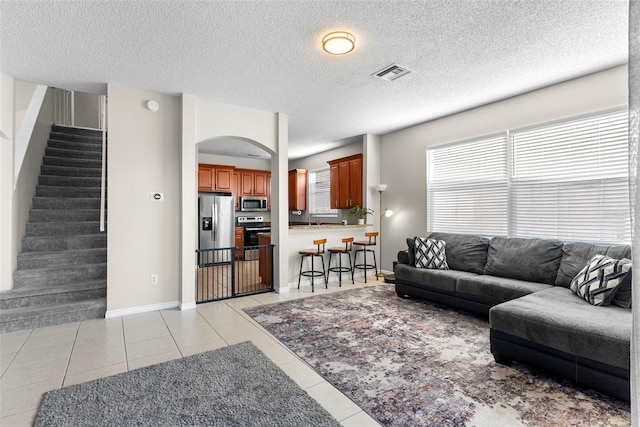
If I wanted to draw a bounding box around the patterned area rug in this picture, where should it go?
[245,285,631,427]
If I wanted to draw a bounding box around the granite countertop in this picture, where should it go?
[288,223,372,229]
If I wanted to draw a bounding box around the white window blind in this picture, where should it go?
[427,134,508,236]
[308,168,338,216]
[511,110,630,243]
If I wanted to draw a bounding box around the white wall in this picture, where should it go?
[380,65,629,266]
[14,80,36,137]
[73,91,101,129]
[288,141,363,224]
[12,87,54,289]
[198,153,270,171]
[181,95,288,308]
[0,73,15,290]
[106,84,180,314]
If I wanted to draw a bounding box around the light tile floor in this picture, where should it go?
[0,278,383,426]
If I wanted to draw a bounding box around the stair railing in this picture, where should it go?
[99,95,107,232]
[53,88,74,127]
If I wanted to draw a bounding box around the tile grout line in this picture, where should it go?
[60,322,81,387]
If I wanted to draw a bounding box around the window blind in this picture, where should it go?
[427,134,508,236]
[308,168,338,216]
[511,110,630,243]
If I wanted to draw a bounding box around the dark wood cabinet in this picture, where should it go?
[327,153,363,209]
[288,169,307,210]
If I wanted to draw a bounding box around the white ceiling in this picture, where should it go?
[0,1,629,160]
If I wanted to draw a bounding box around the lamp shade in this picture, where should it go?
[322,32,355,55]
[375,184,388,192]
[384,209,394,218]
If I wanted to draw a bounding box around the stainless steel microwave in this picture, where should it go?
[240,196,268,211]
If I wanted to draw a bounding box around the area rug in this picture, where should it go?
[245,285,631,427]
[34,341,340,427]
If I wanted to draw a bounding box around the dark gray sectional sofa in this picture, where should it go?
[394,232,632,401]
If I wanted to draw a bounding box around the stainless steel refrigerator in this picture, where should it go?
[198,193,235,264]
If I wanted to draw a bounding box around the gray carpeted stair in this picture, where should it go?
[0,124,108,332]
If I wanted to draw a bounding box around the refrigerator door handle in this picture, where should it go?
[212,204,217,242]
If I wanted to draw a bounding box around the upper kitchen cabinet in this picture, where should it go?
[267,173,272,210]
[198,164,234,192]
[253,171,268,197]
[288,169,307,210]
[237,169,269,197]
[328,153,362,209]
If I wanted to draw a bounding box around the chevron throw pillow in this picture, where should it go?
[415,238,449,270]
[570,254,632,306]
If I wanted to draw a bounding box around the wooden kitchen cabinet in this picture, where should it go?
[198,164,234,192]
[239,170,254,196]
[328,154,363,209]
[234,226,244,260]
[253,171,267,197]
[258,233,272,286]
[266,173,272,210]
[288,169,307,210]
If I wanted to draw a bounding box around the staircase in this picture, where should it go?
[0,125,107,332]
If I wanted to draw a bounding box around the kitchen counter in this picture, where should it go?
[289,223,372,230]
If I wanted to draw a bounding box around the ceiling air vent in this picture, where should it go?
[372,64,411,81]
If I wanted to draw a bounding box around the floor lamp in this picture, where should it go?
[375,184,394,278]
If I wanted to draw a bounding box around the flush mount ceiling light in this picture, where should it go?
[322,31,355,55]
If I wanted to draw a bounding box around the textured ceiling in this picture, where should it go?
[0,1,629,159]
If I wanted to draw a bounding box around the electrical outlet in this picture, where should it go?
[150,274,159,285]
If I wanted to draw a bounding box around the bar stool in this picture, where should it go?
[352,232,379,283]
[298,238,327,292]
[326,237,354,286]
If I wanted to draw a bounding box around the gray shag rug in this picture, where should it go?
[34,341,340,427]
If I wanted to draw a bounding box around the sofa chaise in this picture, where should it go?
[394,232,632,401]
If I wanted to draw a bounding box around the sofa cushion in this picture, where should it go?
[612,268,633,309]
[456,275,552,305]
[395,264,476,294]
[555,242,632,288]
[414,238,449,269]
[427,232,489,275]
[489,287,631,369]
[569,255,632,306]
[406,237,416,266]
[483,237,563,285]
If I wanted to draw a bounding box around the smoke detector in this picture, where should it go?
[372,64,411,81]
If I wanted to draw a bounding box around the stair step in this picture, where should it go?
[49,132,103,144]
[25,221,104,236]
[0,280,106,310]
[22,233,106,252]
[29,209,104,222]
[39,175,102,188]
[35,185,102,198]
[51,125,103,137]
[32,197,102,210]
[45,147,102,160]
[41,164,102,178]
[17,248,107,269]
[13,263,107,288]
[48,139,102,152]
[0,298,106,333]
[43,156,102,168]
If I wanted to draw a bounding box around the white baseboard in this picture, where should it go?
[276,286,290,293]
[105,300,179,318]
[180,301,197,310]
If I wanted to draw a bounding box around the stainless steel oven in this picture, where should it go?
[237,216,270,260]
[240,196,268,212]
